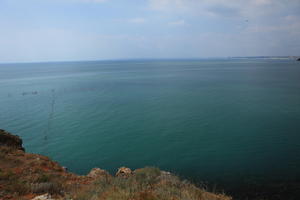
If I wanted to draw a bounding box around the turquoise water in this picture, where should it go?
[1,59,300,191]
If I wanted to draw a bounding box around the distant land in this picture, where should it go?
[229,56,300,60]
[1,56,300,64]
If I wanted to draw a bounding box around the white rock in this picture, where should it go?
[32,193,55,200]
[87,168,109,178]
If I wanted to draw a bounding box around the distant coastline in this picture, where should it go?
[228,56,300,60]
[1,56,299,65]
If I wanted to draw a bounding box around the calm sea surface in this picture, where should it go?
[1,59,300,190]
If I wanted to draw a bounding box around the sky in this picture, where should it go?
[0,0,300,62]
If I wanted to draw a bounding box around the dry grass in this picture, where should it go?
[0,169,30,195]
[73,167,231,200]
[0,130,231,200]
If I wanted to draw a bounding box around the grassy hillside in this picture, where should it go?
[0,129,231,200]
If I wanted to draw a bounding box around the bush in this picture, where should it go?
[31,182,63,195]
[36,173,51,183]
[134,167,161,187]
[73,167,230,200]
[0,170,15,181]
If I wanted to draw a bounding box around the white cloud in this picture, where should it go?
[149,0,187,11]
[252,0,272,6]
[148,0,283,18]
[285,15,300,22]
[169,20,185,26]
[72,0,108,3]
[128,18,146,24]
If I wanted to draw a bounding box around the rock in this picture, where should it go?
[0,129,25,151]
[116,167,132,178]
[161,171,171,176]
[161,170,171,175]
[159,171,174,183]
[32,193,55,200]
[297,58,300,61]
[62,166,68,172]
[87,168,109,178]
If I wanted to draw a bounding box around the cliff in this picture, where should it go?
[0,129,231,200]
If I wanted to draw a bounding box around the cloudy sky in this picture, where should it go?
[0,0,299,62]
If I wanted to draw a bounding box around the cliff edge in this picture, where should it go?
[0,130,231,200]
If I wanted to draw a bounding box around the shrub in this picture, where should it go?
[6,180,30,195]
[0,170,15,181]
[0,151,6,159]
[136,190,156,200]
[36,173,51,183]
[31,182,63,195]
[134,167,161,187]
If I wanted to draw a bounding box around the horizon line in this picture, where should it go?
[0,56,299,65]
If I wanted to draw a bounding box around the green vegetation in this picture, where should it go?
[74,167,229,200]
[0,169,30,195]
[0,130,231,200]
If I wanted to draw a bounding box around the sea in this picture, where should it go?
[0,59,300,198]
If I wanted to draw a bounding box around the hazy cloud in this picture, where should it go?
[70,0,108,3]
[168,20,185,26]
[128,18,146,24]
[77,0,108,3]
[148,0,288,18]
[0,0,299,62]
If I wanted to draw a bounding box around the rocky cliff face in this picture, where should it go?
[0,129,24,151]
[0,130,231,200]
